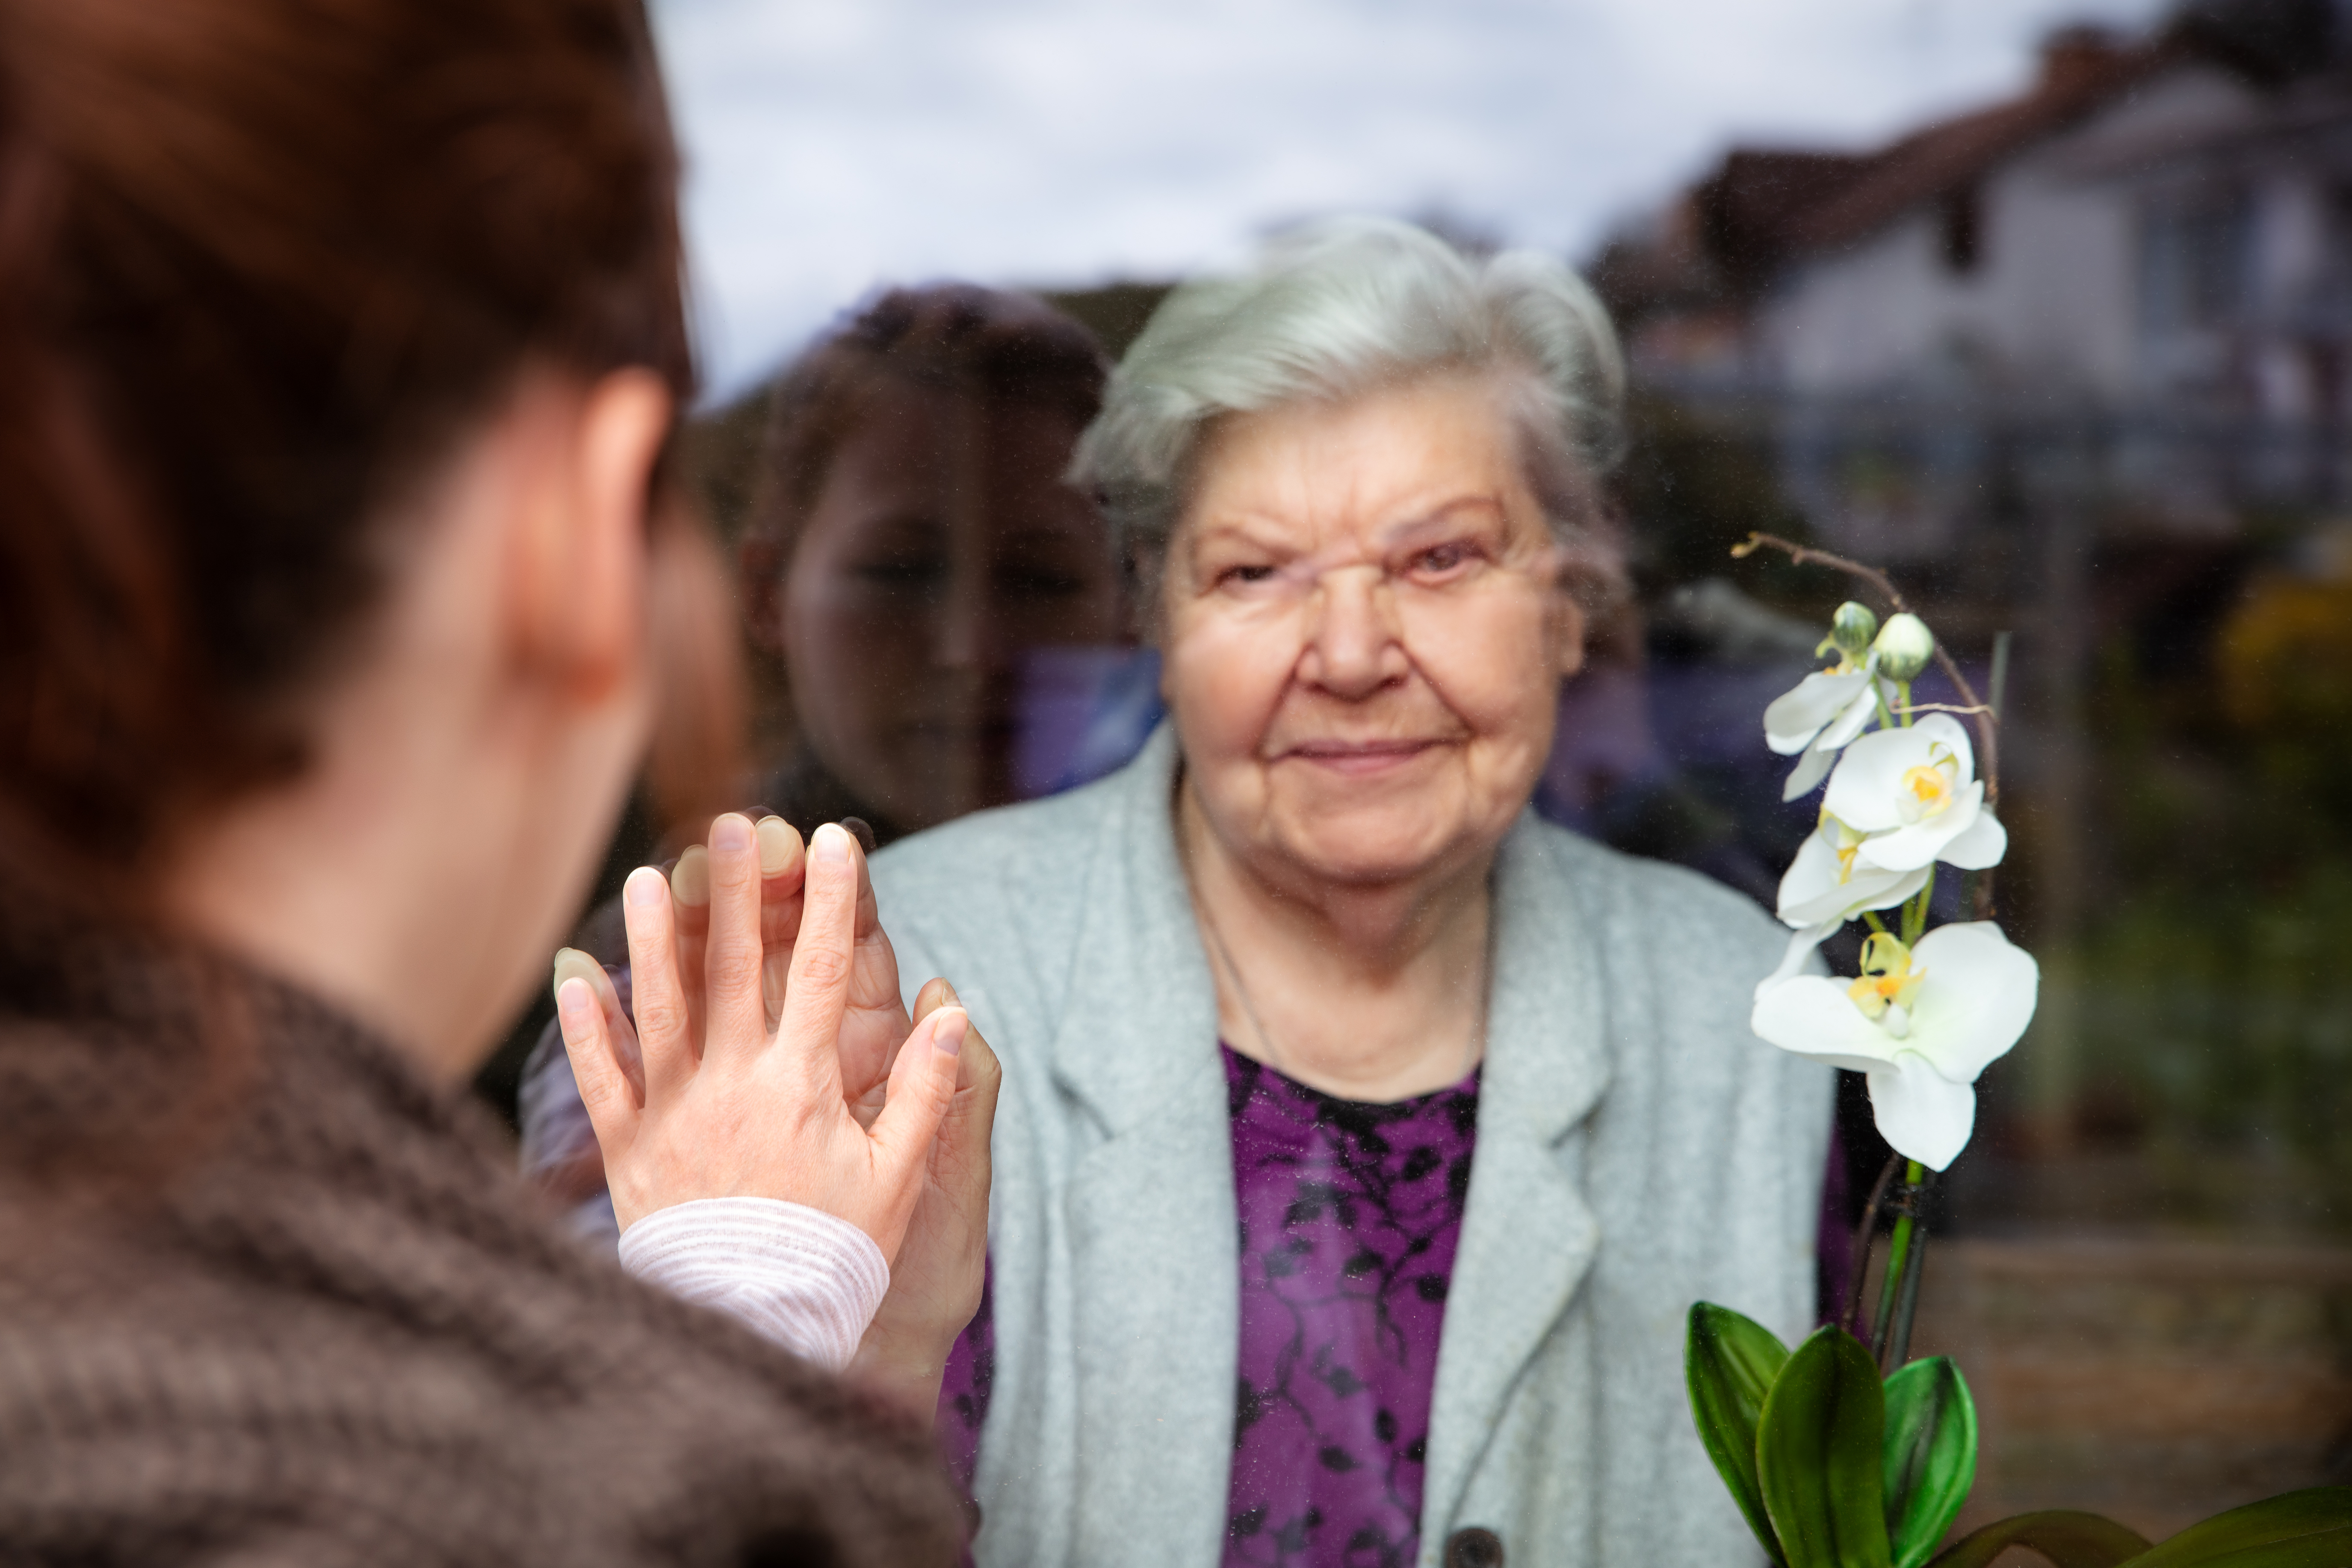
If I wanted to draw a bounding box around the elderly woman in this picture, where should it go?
[861,221,1833,1568]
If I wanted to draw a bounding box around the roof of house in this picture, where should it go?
[1781,31,2175,253]
[1693,150,1878,284]
[1680,0,2338,276]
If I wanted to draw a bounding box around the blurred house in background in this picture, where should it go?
[1598,0,2352,555]
[1597,0,2352,1522]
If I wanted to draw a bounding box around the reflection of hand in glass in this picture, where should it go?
[708,815,1001,1418]
[852,974,998,1423]
[555,815,987,1267]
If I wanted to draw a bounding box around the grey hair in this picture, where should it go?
[1069,216,1629,612]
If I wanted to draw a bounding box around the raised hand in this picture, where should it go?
[851,975,1001,1421]
[555,814,961,1258]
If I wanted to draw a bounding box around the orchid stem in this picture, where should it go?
[1885,1209,1931,1371]
[1841,1153,1903,1336]
[1901,868,1935,946]
[1862,909,1890,936]
[1897,679,1914,727]
[1870,1159,1927,1362]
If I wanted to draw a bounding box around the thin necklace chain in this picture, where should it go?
[1196,895,1291,1076]
[1192,882,1492,1096]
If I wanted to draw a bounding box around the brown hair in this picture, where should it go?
[738,283,1109,637]
[0,0,691,926]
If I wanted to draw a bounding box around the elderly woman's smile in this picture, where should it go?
[1164,372,1585,892]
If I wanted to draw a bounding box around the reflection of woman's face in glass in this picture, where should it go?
[780,377,1121,831]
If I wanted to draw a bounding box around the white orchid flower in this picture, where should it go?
[1776,816,1930,930]
[1822,712,2007,874]
[1764,657,1889,802]
[1761,815,1930,1002]
[1751,923,2038,1170]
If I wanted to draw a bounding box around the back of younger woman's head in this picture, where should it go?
[0,0,690,923]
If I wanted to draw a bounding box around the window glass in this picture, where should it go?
[503,0,2352,1547]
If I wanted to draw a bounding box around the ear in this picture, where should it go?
[508,368,675,699]
[1550,591,1589,682]
[1146,551,1179,706]
[1136,524,1180,657]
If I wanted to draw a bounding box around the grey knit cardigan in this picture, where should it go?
[870,724,1833,1568]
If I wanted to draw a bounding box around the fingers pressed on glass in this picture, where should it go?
[553,955,632,1135]
[777,823,860,1083]
[670,843,711,1047]
[862,1005,971,1255]
[620,863,695,1097]
[848,823,882,941]
[823,825,911,1131]
[935,1010,1000,1196]
[911,975,956,1025]
[700,812,768,1067]
[587,959,646,1097]
[555,950,644,1100]
[756,815,806,1033]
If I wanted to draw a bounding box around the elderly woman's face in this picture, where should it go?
[1162,373,1585,891]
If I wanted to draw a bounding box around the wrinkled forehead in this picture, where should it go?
[1173,375,1548,556]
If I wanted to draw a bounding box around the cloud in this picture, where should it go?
[651,0,2171,398]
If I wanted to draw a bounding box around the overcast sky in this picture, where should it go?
[651,0,2172,399]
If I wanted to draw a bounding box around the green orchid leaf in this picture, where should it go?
[1758,1325,1892,1568]
[1685,1302,1792,1566]
[1882,1356,1978,1568]
[2119,1488,2352,1568]
[1923,1510,2152,1568]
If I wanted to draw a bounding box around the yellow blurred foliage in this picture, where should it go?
[2217,562,2352,732]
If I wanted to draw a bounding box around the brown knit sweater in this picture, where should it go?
[0,913,965,1567]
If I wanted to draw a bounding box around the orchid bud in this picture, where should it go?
[1874,612,1936,682]
[1829,601,1879,659]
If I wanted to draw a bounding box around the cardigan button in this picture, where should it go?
[1444,1527,1504,1568]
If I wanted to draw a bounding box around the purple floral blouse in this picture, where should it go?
[937,1044,1481,1568]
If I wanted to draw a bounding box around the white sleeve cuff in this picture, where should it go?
[618,1197,890,1371]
